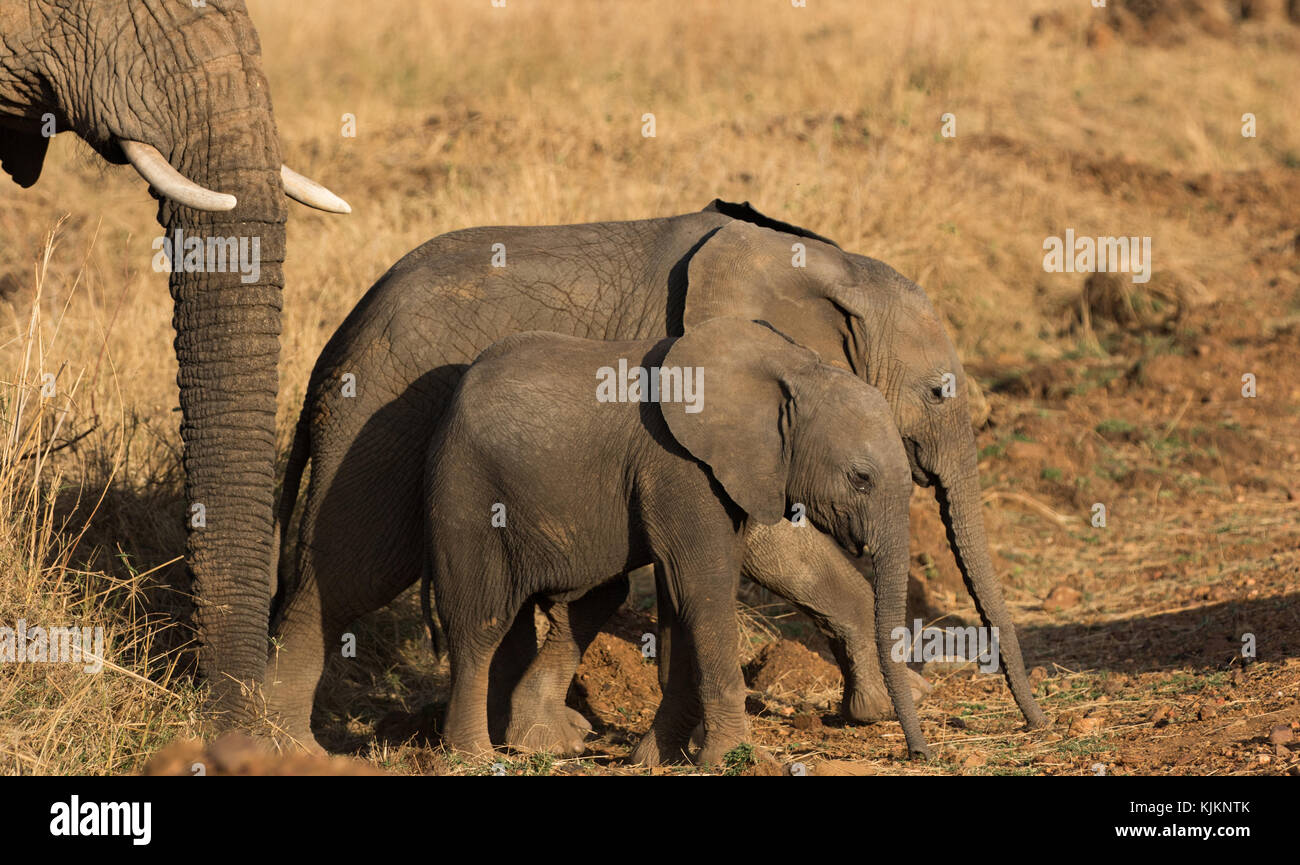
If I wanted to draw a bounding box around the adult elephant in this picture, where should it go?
[269,200,1047,753]
[0,0,349,724]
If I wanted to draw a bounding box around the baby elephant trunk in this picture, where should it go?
[868,495,930,759]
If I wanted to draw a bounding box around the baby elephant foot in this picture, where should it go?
[694,726,752,770]
[843,668,934,723]
[505,706,593,756]
[276,729,326,757]
[442,721,496,759]
[630,723,694,767]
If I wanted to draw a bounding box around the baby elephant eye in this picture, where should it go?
[929,384,946,402]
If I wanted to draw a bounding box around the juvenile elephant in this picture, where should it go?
[267,201,1046,751]
[426,319,928,764]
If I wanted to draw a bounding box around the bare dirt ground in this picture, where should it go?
[1,0,1297,775]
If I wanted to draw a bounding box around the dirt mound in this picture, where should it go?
[143,733,386,776]
[572,632,661,735]
[745,639,842,703]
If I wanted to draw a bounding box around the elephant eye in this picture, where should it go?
[850,469,872,493]
[928,384,945,402]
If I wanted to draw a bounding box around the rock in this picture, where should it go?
[791,713,823,732]
[1149,705,1173,728]
[961,753,986,769]
[144,733,386,776]
[741,757,785,777]
[1069,714,1106,736]
[1198,704,1218,721]
[1029,666,1049,688]
[1043,585,1082,612]
[1267,724,1294,745]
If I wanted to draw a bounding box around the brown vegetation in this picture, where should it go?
[1,0,1296,774]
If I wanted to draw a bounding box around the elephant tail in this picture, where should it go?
[419,559,447,662]
[270,398,312,625]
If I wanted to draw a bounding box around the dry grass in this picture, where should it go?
[0,225,201,774]
[1,0,1297,773]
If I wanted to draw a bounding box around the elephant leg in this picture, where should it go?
[743,520,932,722]
[442,610,516,757]
[631,571,707,766]
[503,576,629,754]
[263,543,329,753]
[265,486,424,751]
[487,600,539,743]
[669,562,750,768]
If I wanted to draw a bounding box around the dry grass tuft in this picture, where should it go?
[0,225,201,775]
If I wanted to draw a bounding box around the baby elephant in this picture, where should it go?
[425,317,929,764]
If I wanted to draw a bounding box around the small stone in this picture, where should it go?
[1267,724,1294,745]
[1149,705,1173,728]
[1069,714,1106,736]
[1029,666,1048,687]
[1198,704,1219,721]
[946,717,969,729]
[961,753,986,769]
[1275,744,1291,758]
[1043,585,1082,612]
[791,713,822,732]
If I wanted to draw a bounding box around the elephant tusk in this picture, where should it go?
[119,140,237,212]
[280,165,352,214]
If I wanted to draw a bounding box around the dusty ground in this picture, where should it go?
[0,0,1297,774]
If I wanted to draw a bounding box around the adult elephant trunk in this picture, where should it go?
[868,493,929,759]
[155,113,287,724]
[934,430,1047,728]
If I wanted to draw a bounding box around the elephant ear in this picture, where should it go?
[700,199,840,248]
[659,317,822,525]
[0,128,50,188]
[683,220,868,376]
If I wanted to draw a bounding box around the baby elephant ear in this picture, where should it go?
[660,317,821,525]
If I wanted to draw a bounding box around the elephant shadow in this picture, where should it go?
[311,585,452,755]
[1017,592,1300,675]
